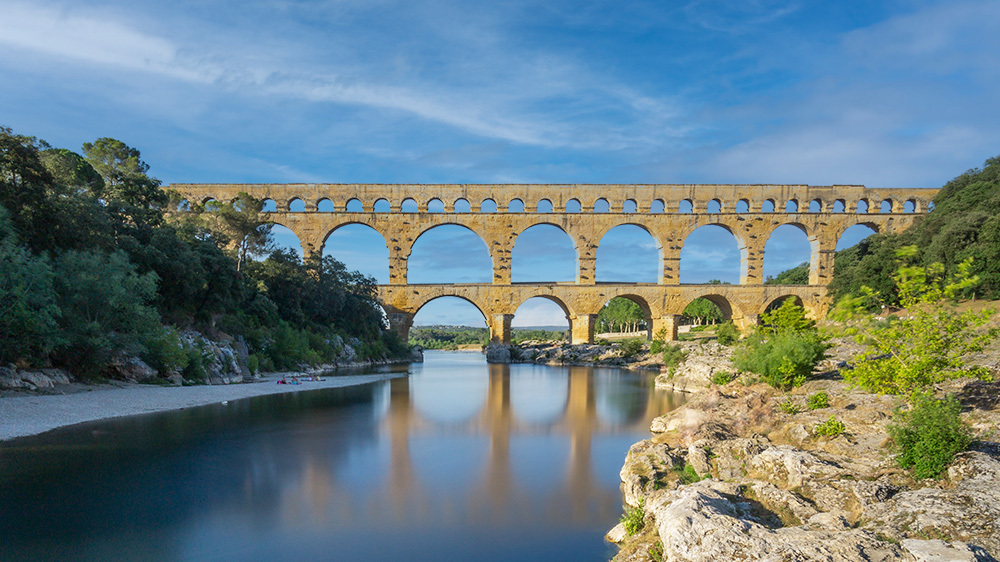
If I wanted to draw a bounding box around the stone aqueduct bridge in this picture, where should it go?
[169,183,937,344]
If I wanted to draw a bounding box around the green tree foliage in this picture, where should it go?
[836,247,996,396]
[888,393,971,479]
[766,262,809,285]
[683,298,723,325]
[597,297,646,333]
[0,207,61,365]
[716,321,739,345]
[0,125,407,374]
[52,250,161,376]
[198,192,273,271]
[831,155,1000,304]
[732,299,827,389]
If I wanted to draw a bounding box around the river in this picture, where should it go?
[0,351,684,561]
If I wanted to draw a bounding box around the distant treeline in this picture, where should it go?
[410,326,567,349]
[0,126,408,379]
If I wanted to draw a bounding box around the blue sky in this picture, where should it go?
[2,0,998,326]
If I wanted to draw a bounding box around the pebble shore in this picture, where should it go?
[0,373,404,441]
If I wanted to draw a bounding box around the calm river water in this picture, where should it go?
[0,351,684,561]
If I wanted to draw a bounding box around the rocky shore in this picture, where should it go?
[605,340,1000,562]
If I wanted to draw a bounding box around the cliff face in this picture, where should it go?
[610,376,1000,561]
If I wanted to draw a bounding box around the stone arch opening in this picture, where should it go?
[623,199,638,213]
[480,198,498,213]
[537,199,553,213]
[288,197,305,212]
[832,199,845,213]
[411,295,489,328]
[856,199,869,213]
[346,198,363,212]
[678,199,693,213]
[322,223,390,284]
[512,224,577,282]
[904,199,916,213]
[408,224,492,283]
[454,198,471,213]
[785,199,799,212]
[764,224,813,284]
[508,198,525,212]
[512,296,570,334]
[762,199,775,213]
[596,224,661,283]
[680,225,742,284]
[596,295,651,339]
[836,223,878,251]
[427,198,445,212]
[706,199,722,213]
[809,199,822,212]
[651,199,665,213]
[317,198,335,212]
[681,297,727,331]
[565,198,582,213]
[683,294,734,324]
[763,295,804,316]
[176,199,191,211]
[400,198,418,213]
[880,199,893,213]
[267,222,304,260]
[262,198,277,212]
[594,198,610,213]
[373,198,391,212]
[735,199,749,213]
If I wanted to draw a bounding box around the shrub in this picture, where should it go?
[142,326,189,374]
[716,322,740,346]
[838,249,997,396]
[733,331,827,389]
[620,498,645,536]
[807,391,830,410]
[777,398,801,414]
[650,327,668,354]
[711,371,735,385]
[677,463,703,484]
[619,338,645,359]
[888,393,971,479]
[246,353,260,375]
[661,343,687,369]
[732,300,827,390]
[814,415,845,437]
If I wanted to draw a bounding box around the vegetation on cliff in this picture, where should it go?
[831,155,1000,304]
[0,125,407,378]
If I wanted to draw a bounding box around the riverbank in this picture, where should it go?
[607,340,1000,561]
[0,371,407,442]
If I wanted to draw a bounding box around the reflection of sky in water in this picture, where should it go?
[0,352,685,561]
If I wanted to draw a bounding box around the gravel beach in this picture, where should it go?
[0,373,404,442]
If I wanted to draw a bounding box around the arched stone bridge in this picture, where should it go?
[168,183,937,343]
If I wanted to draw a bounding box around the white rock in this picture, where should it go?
[900,539,978,562]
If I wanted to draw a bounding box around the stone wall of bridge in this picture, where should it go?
[168,183,937,343]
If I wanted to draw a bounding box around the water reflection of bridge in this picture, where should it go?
[380,364,680,523]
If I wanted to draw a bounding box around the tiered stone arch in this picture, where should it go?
[170,183,937,343]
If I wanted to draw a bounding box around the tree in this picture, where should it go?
[82,137,167,228]
[0,127,60,253]
[199,192,273,271]
[733,299,828,389]
[766,262,809,285]
[0,207,61,365]
[683,298,723,325]
[836,246,996,396]
[597,297,646,333]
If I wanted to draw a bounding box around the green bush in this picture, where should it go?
[733,331,827,389]
[807,391,830,410]
[711,371,735,385]
[716,322,740,345]
[814,415,845,437]
[661,343,687,369]
[777,397,801,414]
[650,327,668,354]
[620,497,645,536]
[246,353,260,375]
[619,338,645,359]
[142,326,189,374]
[732,300,827,390]
[888,393,971,479]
